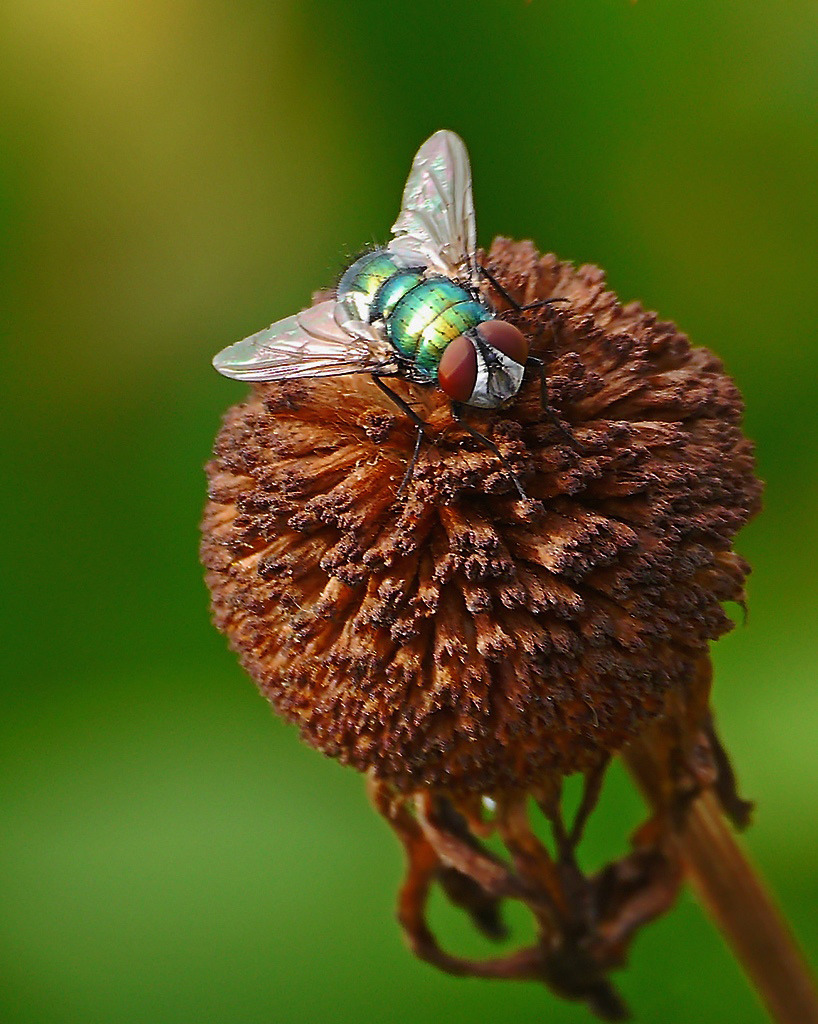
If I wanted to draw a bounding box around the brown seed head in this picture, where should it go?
[201,238,762,795]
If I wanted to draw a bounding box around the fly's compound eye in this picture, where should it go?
[438,321,530,404]
[475,320,529,366]
[438,334,478,402]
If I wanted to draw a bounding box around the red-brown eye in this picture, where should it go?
[476,320,529,366]
[438,334,478,402]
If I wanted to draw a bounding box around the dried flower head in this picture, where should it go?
[203,238,759,788]
[202,239,764,1018]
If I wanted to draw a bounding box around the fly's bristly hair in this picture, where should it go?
[336,242,383,282]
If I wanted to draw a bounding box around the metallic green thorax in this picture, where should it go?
[387,278,490,379]
[336,249,491,382]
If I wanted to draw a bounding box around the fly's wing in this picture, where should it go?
[388,130,478,286]
[212,299,393,383]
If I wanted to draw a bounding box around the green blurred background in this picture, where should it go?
[2,2,817,1022]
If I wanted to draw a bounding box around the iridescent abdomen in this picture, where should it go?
[371,271,425,322]
[336,250,406,324]
[388,278,491,380]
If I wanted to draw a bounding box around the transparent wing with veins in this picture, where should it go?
[213,131,479,384]
[388,129,478,288]
[212,299,395,383]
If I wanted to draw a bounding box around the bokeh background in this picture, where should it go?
[2,2,817,1022]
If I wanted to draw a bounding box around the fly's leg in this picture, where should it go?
[398,427,424,496]
[478,263,568,314]
[371,373,429,495]
[478,266,585,454]
[450,402,529,501]
[525,355,587,454]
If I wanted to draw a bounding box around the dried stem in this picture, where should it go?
[625,752,818,1024]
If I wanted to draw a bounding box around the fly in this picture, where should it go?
[212,131,574,497]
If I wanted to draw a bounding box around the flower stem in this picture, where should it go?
[626,756,818,1024]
